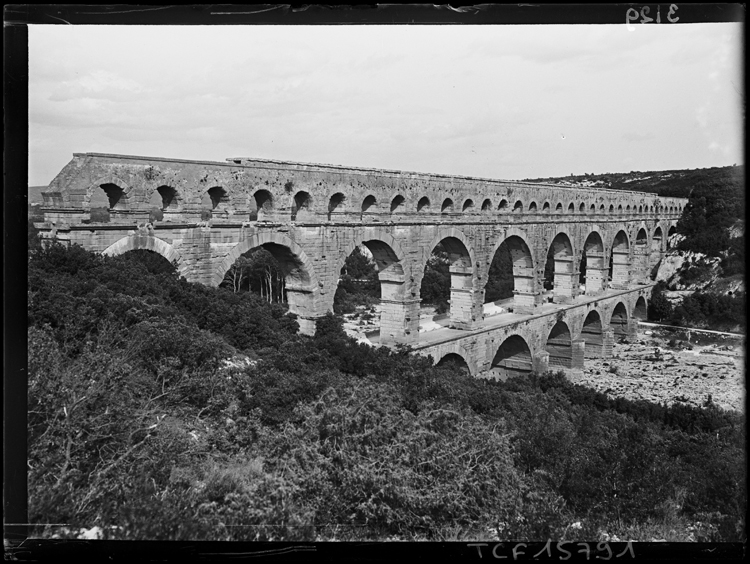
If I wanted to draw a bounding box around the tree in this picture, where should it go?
[223,256,252,293]
[485,244,514,302]
[221,248,286,303]
[420,243,450,307]
[246,249,285,303]
[647,283,673,322]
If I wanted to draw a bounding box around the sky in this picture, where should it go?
[28,23,743,186]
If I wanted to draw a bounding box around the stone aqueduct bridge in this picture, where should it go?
[37,153,686,376]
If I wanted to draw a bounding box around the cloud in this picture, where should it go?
[27,24,744,186]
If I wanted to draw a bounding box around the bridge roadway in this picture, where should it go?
[405,284,652,377]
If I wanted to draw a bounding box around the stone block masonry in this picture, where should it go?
[37,153,684,364]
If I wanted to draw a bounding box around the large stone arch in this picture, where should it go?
[146,183,183,213]
[200,185,235,217]
[83,176,132,210]
[546,320,573,369]
[361,194,378,217]
[581,229,606,296]
[421,227,476,269]
[608,229,630,289]
[649,225,664,273]
[291,190,313,221]
[652,225,664,253]
[102,233,188,277]
[632,227,650,284]
[215,232,320,334]
[634,296,648,321]
[250,188,275,221]
[667,224,678,248]
[326,190,348,221]
[216,232,319,288]
[417,196,431,214]
[331,228,412,344]
[461,197,476,213]
[545,231,576,303]
[333,228,408,286]
[435,351,472,375]
[580,309,604,358]
[608,301,629,339]
[490,334,533,380]
[420,227,477,330]
[487,229,537,314]
[390,193,407,214]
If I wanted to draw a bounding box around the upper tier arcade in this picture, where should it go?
[40,153,686,225]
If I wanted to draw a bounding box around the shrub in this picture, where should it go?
[264,382,526,539]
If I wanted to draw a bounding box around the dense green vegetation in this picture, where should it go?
[220,248,287,301]
[674,170,745,278]
[649,282,745,331]
[332,246,380,314]
[27,241,745,541]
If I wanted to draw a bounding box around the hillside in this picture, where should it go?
[522,165,744,199]
[28,185,46,204]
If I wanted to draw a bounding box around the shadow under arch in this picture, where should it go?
[487,231,536,314]
[581,309,604,358]
[610,301,629,340]
[435,352,471,375]
[217,233,320,333]
[546,320,573,369]
[633,227,650,283]
[420,228,476,330]
[649,226,664,275]
[667,225,677,248]
[490,334,533,380]
[102,233,187,278]
[581,230,605,296]
[331,230,409,344]
[250,189,274,221]
[609,230,630,289]
[147,184,182,213]
[634,296,648,321]
[544,231,575,302]
[82,176,132,209]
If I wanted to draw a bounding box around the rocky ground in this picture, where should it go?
[341,305,382,343]
[570,327,745,413]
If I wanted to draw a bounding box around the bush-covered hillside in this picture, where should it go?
[523,165,743,199]
[27,241,746,542]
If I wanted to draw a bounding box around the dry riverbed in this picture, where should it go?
[569,328,745,413]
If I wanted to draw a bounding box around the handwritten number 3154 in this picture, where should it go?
[626,5,679,24]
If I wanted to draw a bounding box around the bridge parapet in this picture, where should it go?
[41,153,687,227]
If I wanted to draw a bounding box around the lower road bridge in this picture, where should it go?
[414,285,650,377]
[36,153,685,374]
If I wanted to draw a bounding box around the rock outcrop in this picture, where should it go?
[653,238,744,305]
